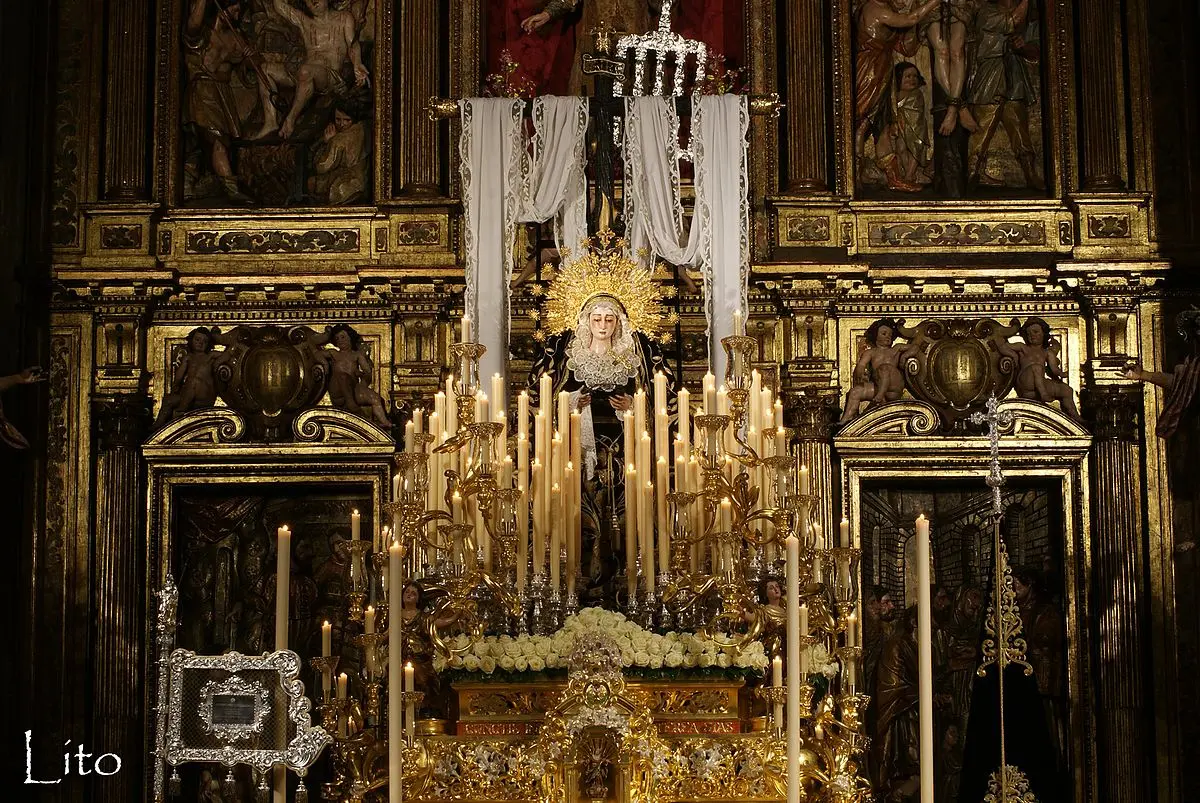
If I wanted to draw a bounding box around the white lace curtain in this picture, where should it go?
[459,96,589,387]
[623,94,749,381]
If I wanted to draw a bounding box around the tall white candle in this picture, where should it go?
[388,541,404,803]
[771,655,784,725]
[916,514,934,803]
[785,534,802,803]
[321,619,332,695]
[404,662,416,742]
[275,526,290,650]
[351,509,361,541]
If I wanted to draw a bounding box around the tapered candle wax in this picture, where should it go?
[798,464,810,495]
[677,388,690,454]
[656,456,669,571]
[703,373,716,415]
[461,315,472,342]
[917,515,934,803]
[413,408,423,435]
[491,373,504,418]
[275,526,290,651]
[365,606,375,634]
[388,541,403,803]
[786,534,802,803]
[351,509,361,540]
[404,421,414,452]
[626,465,638,598]
[322,621,332,656]
[337,672,347,699]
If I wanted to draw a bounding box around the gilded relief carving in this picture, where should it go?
[181,0,375,206]
[868,221,1046,247]
[854,0,1046,198]
[184,228,361,254]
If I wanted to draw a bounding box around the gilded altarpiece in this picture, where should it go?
[33,0,1186,800]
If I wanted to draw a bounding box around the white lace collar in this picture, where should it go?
[565,337,637,393]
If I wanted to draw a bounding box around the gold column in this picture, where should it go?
[396,0,441,196]
[90,393,151,803]
[102,0,151,200]
[784,382,838,538]
[1076,1,1126,191]
[783,0,828,192]
[1085,385,1149,802]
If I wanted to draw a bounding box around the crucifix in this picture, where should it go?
[969,396,1038,803]
[428,1,780,237]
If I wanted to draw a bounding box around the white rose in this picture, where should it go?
[716,653,731,668]
[505,642,522,657]
[546,653,561,668]
[498,634,513,643]
[480,656,497,674]
[683,654,697,668]
[664,652,683,668]
[449,654,464,668]
[620,648,634,665]
[633,651,651,666]
[473,641,491,658]
[649,654,664,670]
[528,656,545,672]
[698,654,714,668]
[463,655,481,671]
[433,655,447,672]
[499,655,516,672]
[514,656,529,672]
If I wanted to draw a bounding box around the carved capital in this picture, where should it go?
[785,390,838,442]
[93,393,152,451]
[1084,385,1141,442]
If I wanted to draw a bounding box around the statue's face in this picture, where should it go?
[305,0,328,14]
[875,325,895,347]
[403,584,420,607]
[190,330,211,352]
[1025,323,1045,346]
[333,330,353,350]
[765,580,782,603]
[900,66,921,92]
[588,309,617,345]
[334,110,353,132]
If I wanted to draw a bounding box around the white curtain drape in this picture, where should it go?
[459,97,589,387]
[623,94,749,381]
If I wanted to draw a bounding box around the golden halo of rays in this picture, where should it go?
[538,229,678,343]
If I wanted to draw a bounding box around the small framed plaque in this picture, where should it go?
[164,648,330,775]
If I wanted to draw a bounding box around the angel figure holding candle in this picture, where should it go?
[530,235,678,605]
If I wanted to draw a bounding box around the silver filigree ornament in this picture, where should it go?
[165,649,331,776]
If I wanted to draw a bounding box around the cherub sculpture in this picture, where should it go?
[311,324,392,430]
[839,318,915,424]
[0,366,45,449]
[996,317,1081,422]
[1125,309,1200,438]
[154,327,232,429]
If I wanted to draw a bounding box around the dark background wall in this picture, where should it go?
[0,0,54,795]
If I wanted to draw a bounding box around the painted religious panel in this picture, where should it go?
[181,0,375,206]
[171,485,372,799]
[859,482,1069,801]
[486,0,745,95]
[853,0,1047,198]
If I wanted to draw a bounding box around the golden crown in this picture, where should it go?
[538,229,676,341]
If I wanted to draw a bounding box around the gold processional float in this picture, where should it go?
[159,235,893,803]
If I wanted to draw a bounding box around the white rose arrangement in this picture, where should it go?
[433,606,770,677]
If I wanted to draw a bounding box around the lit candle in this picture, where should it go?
[703,372,716,415]
[491,373,504,418]
[321,620,332,695]
[451,491,463,524]
[351,509,361,541]
[461,315,472,342]
[404,661,416,742]
[798,464,810,495]
[771,655,784,725]
[917,514,934,803]
[531,461,544,577]
[388,540,404,803]
[404,420,415,452]
[365,605,375,635]
[840,517,850,548]
[677,387,690,455]
[413,408,423,435]
[786,534,802,803]
[656,456,669,572]
[550,483,561,592]
[275,526,290,651]
[337,672,348,699]
[626,464,638,599]
[734,307,743,335]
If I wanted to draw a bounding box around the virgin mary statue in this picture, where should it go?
[529,235,677,605]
